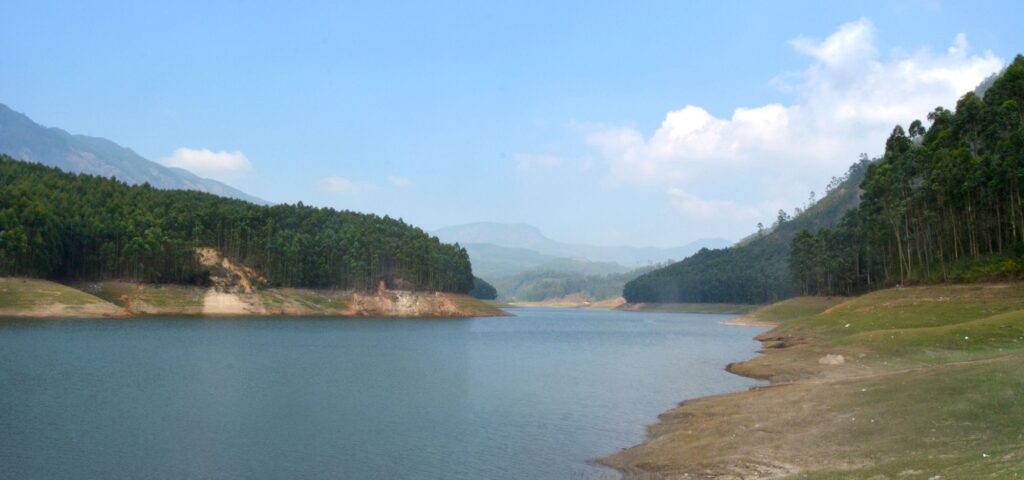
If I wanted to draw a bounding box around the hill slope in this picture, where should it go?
[624,159,869,304]
[0,156,473,293]
[789,54,1024,295]
[492,264,661,302]
[463,242,631,280]
[434,222,728,267]
[0,103,263,204]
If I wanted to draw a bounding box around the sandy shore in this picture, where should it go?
[598,288,1024,478]
[0,278,509,319]
[598,298,855,478]
[720,316,778,328]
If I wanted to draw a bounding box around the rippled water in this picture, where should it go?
[0,308,765,479]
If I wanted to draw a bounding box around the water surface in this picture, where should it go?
[0,308,765,479]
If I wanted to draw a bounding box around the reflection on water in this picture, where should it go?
[0,308,765,479]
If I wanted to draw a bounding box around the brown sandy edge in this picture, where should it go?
[720,316,778,328]
[596,315,836,479]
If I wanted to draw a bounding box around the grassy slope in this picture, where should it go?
[446,294,510,317]
[603,283,1024,478]
[0,277,126,317]
[79,281,206,314]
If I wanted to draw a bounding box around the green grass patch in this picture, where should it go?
[746,296,846,323]
[779,284,1024,339]
[0,277,104,307]
[766,283,1024,477]
[798,354,1024,479]
[78,281,205,310]
[450,294,508,315]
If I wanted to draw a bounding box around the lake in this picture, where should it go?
[0,308,765,479]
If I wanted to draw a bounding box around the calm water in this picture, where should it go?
[0,308,765,479]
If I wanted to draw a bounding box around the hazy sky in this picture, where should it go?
[2,1,1022,246]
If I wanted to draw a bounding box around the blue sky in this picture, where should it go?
[2,1,1022,246]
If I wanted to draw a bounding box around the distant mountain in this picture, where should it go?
[463,243,630,280]
[0,103,264,204]
[434,222,729,267]
[491,263,664,302]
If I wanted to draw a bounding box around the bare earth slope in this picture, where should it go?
[61,248,508,318]
[1,251,506,319]
[602,284,1024,479]
[72,282,506,318]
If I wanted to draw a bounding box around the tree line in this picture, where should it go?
[0,156,474,292]
[791,55,1024,295]
[622,159,868,304]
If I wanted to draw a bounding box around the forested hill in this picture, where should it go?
[0,156,473,292]
[623,159,869,304]
[791,54,1024,295]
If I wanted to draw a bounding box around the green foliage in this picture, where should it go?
[791,55,1024,296]
[0,156,473,292]
[624,160,868,304]
[468,276,497,300]
[496,263,661,302]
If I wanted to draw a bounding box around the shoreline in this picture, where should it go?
[598,286,1024,478]
[597,296,854,478]
[598,309,790,478]
[0,278,509,319]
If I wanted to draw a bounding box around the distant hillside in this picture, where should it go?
[493,263,663,302]
[0,103,264,204]
[0,156,472,292]
[463,242,630,280]
[434,222,728,267]
[624,159,869,304]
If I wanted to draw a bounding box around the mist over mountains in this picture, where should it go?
[433,222,729,300]
[434,222,729,268]
[0,103,263,204]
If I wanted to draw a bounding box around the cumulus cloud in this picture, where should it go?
[318,176,357,194]
[586,18,1004,233]
[160,148,252,178]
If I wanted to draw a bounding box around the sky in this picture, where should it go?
[2,1,1022,247]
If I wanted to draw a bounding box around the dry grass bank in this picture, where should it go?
[602,283,1024,479]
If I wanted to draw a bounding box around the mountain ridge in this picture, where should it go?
[0,103,265,204]
[434,222,729,267]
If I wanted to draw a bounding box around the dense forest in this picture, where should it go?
[468,276,498,300]
[623,159,868,304]
[0,156,474,292]
[791,55,1024,295]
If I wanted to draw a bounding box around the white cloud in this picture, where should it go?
[586,18,1004,232]
[318,176,357,194]
[160,148,252,178]
[388,175,413,188]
